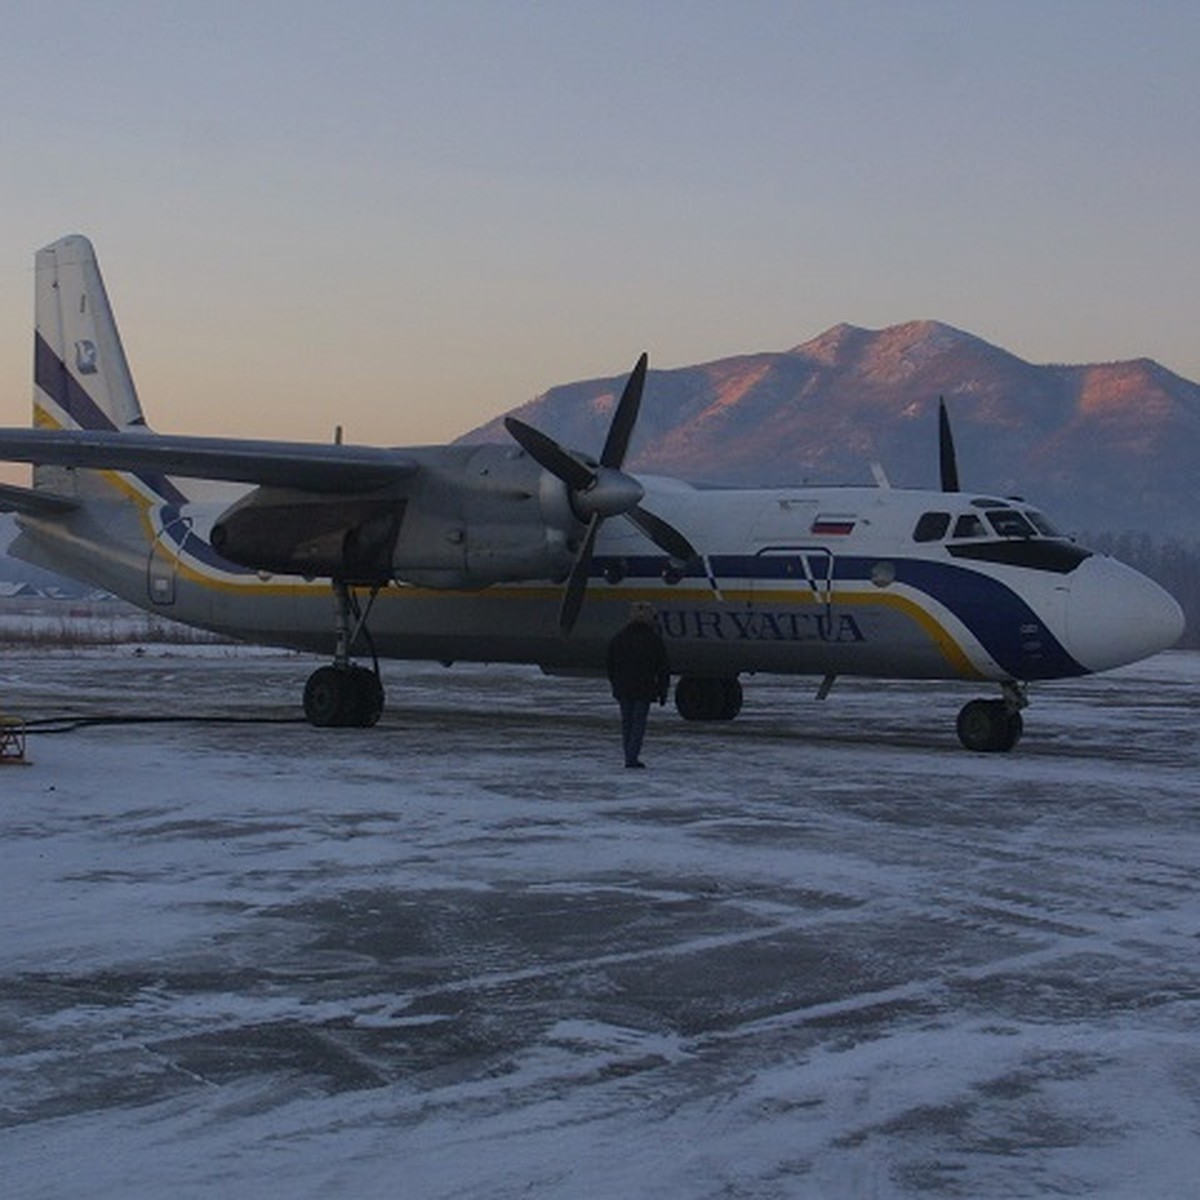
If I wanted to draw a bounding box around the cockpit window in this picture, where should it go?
[1026,510,1062,537]
[918,505,1068,548]
[986,509,1036,538]
[913,511,951,542]
[952,513,987,539]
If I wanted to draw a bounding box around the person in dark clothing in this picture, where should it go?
[606,602,671,768]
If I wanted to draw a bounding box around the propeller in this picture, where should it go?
[505,352,698,634]
[938,396,960,493]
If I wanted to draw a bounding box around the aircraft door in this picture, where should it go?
[147,513,193,606]
[750,500,828,602]
[755,546,835,618]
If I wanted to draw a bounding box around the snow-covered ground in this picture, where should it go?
[2,646,1198,1199]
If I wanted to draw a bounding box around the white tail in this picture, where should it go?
[33,235,148,496]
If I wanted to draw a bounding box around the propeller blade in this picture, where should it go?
[505,417,595,492]
[559,515,601,634]
[600,352,648,469]
[507,352,699,636]
[938,397,960,493]
[624,505,698,563]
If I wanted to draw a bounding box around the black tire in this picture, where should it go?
[719,676,744,720]
[304,666,348,727]
[304,665,385,727]
[1003,708,1024,751]
[956,698,1020,752]
[347,666,385,728]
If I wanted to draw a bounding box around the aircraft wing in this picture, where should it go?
[0,428,419,493]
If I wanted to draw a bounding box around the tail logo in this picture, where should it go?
[74,340,98,375]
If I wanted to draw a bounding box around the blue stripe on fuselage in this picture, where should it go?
[884,557,1081,680]
[591,550,1083,680]
[156,506,256,577]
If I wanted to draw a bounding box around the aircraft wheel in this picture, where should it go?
[304,665,385,728]
[719,677,744,720]
[1005,709,1024,750]
[675,676,742,721]
[956,699,1021,752]
[346,665,385,728]
[304,666,348,727]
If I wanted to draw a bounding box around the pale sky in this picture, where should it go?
[2,1,1198,485]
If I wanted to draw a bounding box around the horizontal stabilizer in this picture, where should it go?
[0,480,78,515]
[0,429,419,494]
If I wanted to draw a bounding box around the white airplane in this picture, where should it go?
[0,235,1186,750]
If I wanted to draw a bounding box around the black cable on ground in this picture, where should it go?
[20,714,308,734]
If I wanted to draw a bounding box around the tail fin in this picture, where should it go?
[33,235,150,497]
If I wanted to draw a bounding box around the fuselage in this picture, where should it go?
[13,475,1185,686]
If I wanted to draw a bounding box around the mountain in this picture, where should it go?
[459,321,1200,539]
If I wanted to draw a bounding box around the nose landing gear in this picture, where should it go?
[956,681,1026,752]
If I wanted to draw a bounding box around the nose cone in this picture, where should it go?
[1064,555,1185,672]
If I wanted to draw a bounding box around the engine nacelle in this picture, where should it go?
[390,444,576,588]
[210,488,403,583]
[209,444,579,588]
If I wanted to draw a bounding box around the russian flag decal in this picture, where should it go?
[811,514,856,536]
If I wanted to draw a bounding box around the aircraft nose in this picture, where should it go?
[1064,554,1185,672]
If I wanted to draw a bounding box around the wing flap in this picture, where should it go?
[0,428,419,493]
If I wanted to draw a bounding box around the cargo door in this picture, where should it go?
[147,514,193,606]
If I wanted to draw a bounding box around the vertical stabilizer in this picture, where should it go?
[32,235,150,497]
[35,235,145,431]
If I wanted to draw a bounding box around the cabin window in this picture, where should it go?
[952,513,987,539]
[913,511,951,542]
[986,509,1036,538]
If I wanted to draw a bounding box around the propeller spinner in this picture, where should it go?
[505,353,698,633]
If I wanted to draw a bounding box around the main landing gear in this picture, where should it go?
[955,681,1026,753]
[303,581,385,728]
